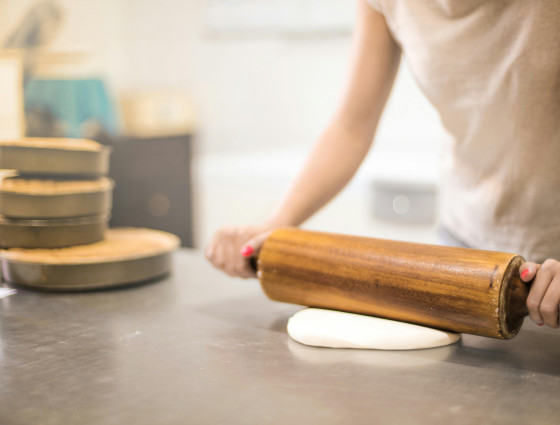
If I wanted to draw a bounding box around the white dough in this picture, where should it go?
[287,308,461,350]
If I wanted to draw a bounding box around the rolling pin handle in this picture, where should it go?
[249,256,258,273]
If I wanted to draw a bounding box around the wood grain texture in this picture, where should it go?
[258,228,530,339]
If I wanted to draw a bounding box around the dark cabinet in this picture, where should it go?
[109,134,194,247]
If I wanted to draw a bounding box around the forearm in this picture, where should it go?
[265,1,400,228]
[207,1,400,279]
[265,122,374,227]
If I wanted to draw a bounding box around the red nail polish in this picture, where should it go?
[240,245,254,257]
[538,323,544,326]
[521,269,529,279]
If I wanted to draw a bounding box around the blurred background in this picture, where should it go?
[0,0,446,249]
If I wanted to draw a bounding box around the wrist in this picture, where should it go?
[262,214,300,229]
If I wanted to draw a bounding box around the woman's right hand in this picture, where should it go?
[205,225,278,278]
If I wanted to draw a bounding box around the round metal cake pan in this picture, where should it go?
[0,214,108,249]
[0,145,112,176]
[0,184,113,219]
[1,252,173,291]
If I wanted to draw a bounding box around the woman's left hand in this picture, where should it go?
[519,259,560,328]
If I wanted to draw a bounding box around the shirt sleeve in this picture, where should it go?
[365,0,384,14]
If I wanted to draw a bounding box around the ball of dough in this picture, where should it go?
[287,308,461,350]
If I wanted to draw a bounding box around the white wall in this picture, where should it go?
[117,0,354,154]
[117,0,445,156]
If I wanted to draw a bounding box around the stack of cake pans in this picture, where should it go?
[0,138,113,248]
[0,137,179,290]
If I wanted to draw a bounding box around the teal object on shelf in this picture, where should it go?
[24,78,119,138]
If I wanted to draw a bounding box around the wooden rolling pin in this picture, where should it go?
[256,228,530,339]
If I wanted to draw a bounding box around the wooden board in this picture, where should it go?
[1,227,180,290]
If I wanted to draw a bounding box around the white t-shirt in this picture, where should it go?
[367,0,560,262]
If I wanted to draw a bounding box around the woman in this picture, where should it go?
[206,1,560,328]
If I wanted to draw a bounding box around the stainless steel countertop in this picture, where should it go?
[1,249,559,425]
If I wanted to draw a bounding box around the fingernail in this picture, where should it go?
[521,269,530,279]
[538,323,544,326]
[240,245,254,257]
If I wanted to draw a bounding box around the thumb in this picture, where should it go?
[519,262,540,282]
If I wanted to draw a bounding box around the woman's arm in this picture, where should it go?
[266,1,400,228]
[206,1,401,278]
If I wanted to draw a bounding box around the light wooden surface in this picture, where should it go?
[258,228,530,338]
[0,50,25,139]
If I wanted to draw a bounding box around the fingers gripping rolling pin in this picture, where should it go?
[255,228,530,339]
